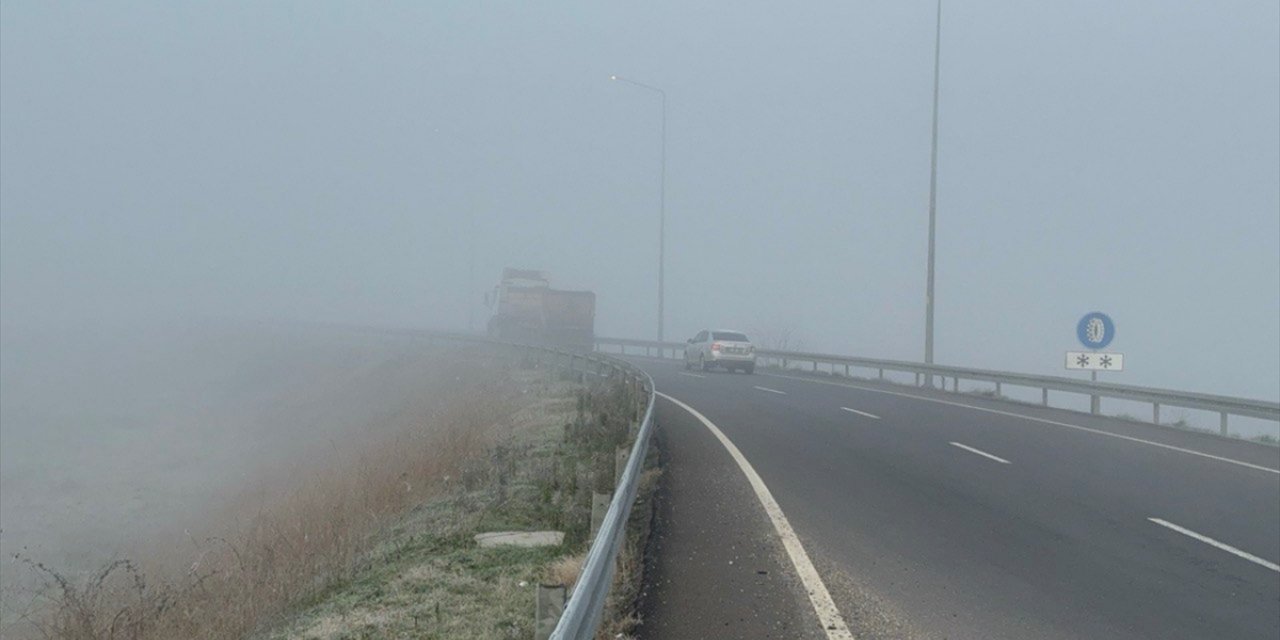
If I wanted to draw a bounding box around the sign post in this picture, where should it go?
[1070,312,1121,414]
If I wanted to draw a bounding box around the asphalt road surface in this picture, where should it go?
[632,358,1280,640]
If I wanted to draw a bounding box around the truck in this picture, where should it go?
[485,268,595,351]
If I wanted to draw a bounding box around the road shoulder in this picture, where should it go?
[636,397,829,639]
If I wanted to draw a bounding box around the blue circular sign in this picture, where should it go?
[1076,312,1115,350]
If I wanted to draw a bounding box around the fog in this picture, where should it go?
[3,2,1277,398]
[0,323,463,583]
[2,3,1278,584]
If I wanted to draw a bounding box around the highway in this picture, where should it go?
[631,357,1280,640]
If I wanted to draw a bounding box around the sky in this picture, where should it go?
[2,1,1278,400]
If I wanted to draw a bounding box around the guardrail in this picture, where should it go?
[594,336,1280,437]
[547,356,656,639]
[395,329,655,639]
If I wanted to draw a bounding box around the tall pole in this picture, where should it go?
[467,207,476,332]
[658,90,666,343]
[611,75,667,342]
[925,0,942,380]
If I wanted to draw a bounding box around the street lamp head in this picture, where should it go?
[610,75,618,80]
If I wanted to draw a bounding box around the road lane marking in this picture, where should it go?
[1148,518,1280,573]
[761,372,1279,475]
[678,372,706,379]
[840,407,881,420]
[753,385,787,395]
[657,392,855,639]
[949,442,1011,464]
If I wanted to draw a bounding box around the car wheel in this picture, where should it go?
[684,354,692,370]
[744,364,755,375]
[700,355,709,372]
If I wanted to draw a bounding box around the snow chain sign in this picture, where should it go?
[1076,312,1115,349]
[1067,312,1123,372]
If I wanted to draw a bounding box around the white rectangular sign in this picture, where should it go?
[1066,351,1124,371]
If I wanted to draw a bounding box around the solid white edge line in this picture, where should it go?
[1148,518,1280,573]
[949,441,1012,464]
[761,372,1279,475]
[840,407,881,420]
[678,371,706,378]
[657,392,855,639]
[753,385,787,395]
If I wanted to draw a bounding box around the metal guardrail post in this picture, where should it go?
[589,492,610,543]
[1153,402,1160,424]
[1220,412,1229,436]
[1042,388,1049,406]
[615,447,630,487]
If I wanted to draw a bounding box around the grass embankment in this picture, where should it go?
[264,362,658,639]
[12,350,657,640]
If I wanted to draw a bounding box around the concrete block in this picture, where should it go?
[474,531,565,548]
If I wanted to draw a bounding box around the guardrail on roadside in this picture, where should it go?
[593,336,1280,437]
[396,329,655,639]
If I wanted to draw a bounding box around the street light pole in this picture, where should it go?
[611,75,667,343]
[924,0,942,383]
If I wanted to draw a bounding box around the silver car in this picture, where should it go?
[684,329,756,373]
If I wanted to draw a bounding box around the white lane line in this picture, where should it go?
[657,392,854,639]
[1148,518,1280,573]
[949,442,1012,464]
[762,372,1279,475]
[840,407,881,420]
[753,385,787,395]
[678,371,706,379]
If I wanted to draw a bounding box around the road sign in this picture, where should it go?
[1066,351,1124,371]
[1076,312,1115,350]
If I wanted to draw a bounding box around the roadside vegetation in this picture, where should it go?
[262,360,658,640]
[6,348,657,640]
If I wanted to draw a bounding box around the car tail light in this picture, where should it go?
[711,342,722,351]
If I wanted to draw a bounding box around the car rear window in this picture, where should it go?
[712,332,750,342]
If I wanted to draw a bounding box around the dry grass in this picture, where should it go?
[5,346,661,640]
[543,552,585,591]
[5,348,523,640]
[256,361,648,639]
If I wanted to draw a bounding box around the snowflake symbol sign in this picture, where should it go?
[1076,354,1091,367]
[1099,355,1113,369]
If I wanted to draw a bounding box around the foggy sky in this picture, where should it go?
[2,1,1278,400]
